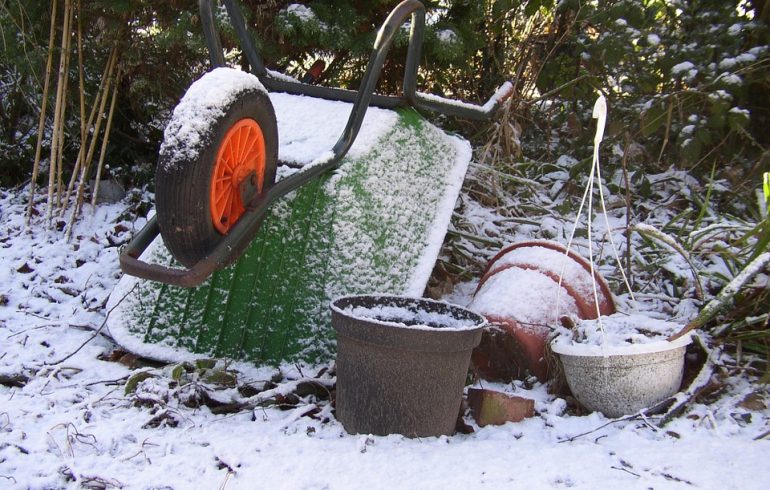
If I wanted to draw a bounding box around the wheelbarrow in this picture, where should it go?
[119,0,513,288]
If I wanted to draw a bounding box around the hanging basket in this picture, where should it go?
[551,333,692,417]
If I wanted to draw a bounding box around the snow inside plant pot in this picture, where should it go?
[550,313,693,418]
[330,294,486,437]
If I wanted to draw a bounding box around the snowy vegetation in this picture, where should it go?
[0,1,768,486]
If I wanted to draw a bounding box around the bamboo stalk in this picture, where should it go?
[46,0,71,224]
[66,46,117,235]
[27,0,58,226]
[90,67,120,208]
[60,0,87,215]
[55,2,75,210]
[62,43,112,213]
[82,47,117,177]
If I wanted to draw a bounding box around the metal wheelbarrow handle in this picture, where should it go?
[121,0,513,287]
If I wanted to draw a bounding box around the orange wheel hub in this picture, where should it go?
[210,118,266,234]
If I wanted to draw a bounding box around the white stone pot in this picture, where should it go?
[551,335,692,418]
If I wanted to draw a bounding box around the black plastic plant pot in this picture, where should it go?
[330,294,487,438]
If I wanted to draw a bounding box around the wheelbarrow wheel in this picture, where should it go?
[155,77,278,268]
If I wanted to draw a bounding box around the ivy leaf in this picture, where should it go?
[492,0,514,17]
[125,371,154,395]
[641,103,667,137]
[525,0,543,17]
[680,138,702,163]
[727,108,750,130]
[195,359,217,370]
[695,127,713,146]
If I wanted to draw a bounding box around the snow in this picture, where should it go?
[436,29,459,45]
[469,241,611,323]
[284,4,316,23]
[647,33,660,46]
[729,106,750,117]
[717,72,743,86]
[470,266,580,326]
[4,184,770,489]
[279,3,329,32]
[3,91,770,488]
[550,313,693,356]
[331,295,484,331]
[416,81,513,114]
[670,61,695,75]
[159,68,267,172]
[671,61,698,82]
[269,92,398,166]
[728,23,744,36]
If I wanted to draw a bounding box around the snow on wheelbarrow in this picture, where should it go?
[108,0,512,365]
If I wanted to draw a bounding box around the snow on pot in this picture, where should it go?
[469,241,615,382]
[330,294,486,437]
[550,314,692,418]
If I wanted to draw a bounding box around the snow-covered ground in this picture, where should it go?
[2,179,769,489]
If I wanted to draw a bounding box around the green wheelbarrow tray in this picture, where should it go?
[109,0,512,364]
[108,100,472,364]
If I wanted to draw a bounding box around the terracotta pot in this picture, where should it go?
[470,241,616,382]
[478,240,615,318]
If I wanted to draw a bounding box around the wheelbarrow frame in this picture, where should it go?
[120,0,512,287]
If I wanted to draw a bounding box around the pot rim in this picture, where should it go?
[550,331,693,357]
[331,293,487,332]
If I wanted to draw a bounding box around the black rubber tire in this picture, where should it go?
[155,88,278,268]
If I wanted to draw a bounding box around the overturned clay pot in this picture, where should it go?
[469,241,616,382]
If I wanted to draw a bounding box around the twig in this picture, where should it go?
[558,414,647,443]
[59,0,86,215]
[68,45,117,229]
[611,466,640,478]
[244,377,335,408]
[54,3,75,210]
[85,376,130,387]
[659,472,694,486]
[621,133,633,289]
[279,403,318,430]
[61,41,112,214]
[45,284,135,365]
[754,429,770,441]
[656,336,720,427]
[656,97,674,165]
[524,74,590,106]
[219,470,234,490]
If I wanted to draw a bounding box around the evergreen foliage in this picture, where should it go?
[0,0,767,191]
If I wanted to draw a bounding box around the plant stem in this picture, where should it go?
[27,0,57,226]
[669,252,770,341]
